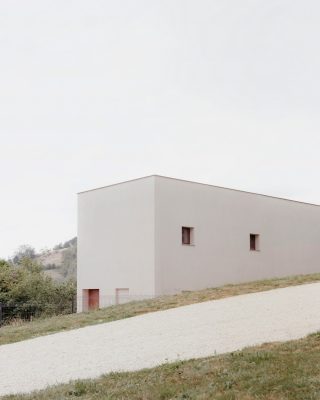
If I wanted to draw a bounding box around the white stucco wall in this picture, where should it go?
[154,176,320,295]
[77,177,155,311]
[78,175,320,308]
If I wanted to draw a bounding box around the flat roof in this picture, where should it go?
[78,175,320,207]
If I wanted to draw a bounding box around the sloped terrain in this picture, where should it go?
[1,282,320,397]
[1,273,319,346]
[36,238,77,282]
[4,333,320,400]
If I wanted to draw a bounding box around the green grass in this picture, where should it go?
[1,273,320,347]
[4,332,320,399]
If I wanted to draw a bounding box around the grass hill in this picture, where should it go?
[36,237,77,282]
[1,272,319,346]
[4,332,320,400]
[2,273,320,399]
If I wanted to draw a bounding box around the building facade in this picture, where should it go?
[77,175,320,311]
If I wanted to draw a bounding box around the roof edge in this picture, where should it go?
[78,174,319,207]
[77,175,156,194]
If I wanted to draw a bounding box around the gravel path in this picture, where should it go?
[1,282,320,396]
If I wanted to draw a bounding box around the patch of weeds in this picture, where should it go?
[245,351,275,364]
[177,393,191,399]
[68,381,98,397]
[159,386,175,400]
[223,380,235,390]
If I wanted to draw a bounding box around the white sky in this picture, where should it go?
[1,0,320,258]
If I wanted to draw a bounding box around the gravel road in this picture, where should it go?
[1,282,320,396]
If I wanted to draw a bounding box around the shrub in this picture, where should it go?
[0,258,76,322]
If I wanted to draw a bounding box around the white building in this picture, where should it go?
[77,175,320,311]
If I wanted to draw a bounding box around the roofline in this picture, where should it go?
[78,174,320,207]
[77,175,155,195]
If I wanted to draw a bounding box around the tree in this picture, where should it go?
[11,245,36,265]
[0,259,14,303]
[0,258,76,321]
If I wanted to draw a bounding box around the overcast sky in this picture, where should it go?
[0,0,319,258]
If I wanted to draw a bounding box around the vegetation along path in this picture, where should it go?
[1,282,320,397]
[1,273,319,346]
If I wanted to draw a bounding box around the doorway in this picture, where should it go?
[88,289,100,310]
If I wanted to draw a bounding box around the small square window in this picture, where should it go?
[182,227,194,245]
[250,234,260,251]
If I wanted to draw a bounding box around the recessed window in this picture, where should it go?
[250,234,260,251]
[182,227,194,245]
[115,288,130,305]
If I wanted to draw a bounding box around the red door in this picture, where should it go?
[88,289,99,310]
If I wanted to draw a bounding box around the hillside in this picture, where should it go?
[37,237,77,282]
[1,273,320,346]
[1,281,320,398]
[3,333,320,400]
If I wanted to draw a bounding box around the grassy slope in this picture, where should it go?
[4,332,320,400]
[1,273,320,346]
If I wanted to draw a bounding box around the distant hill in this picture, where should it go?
[37,237,77,282]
